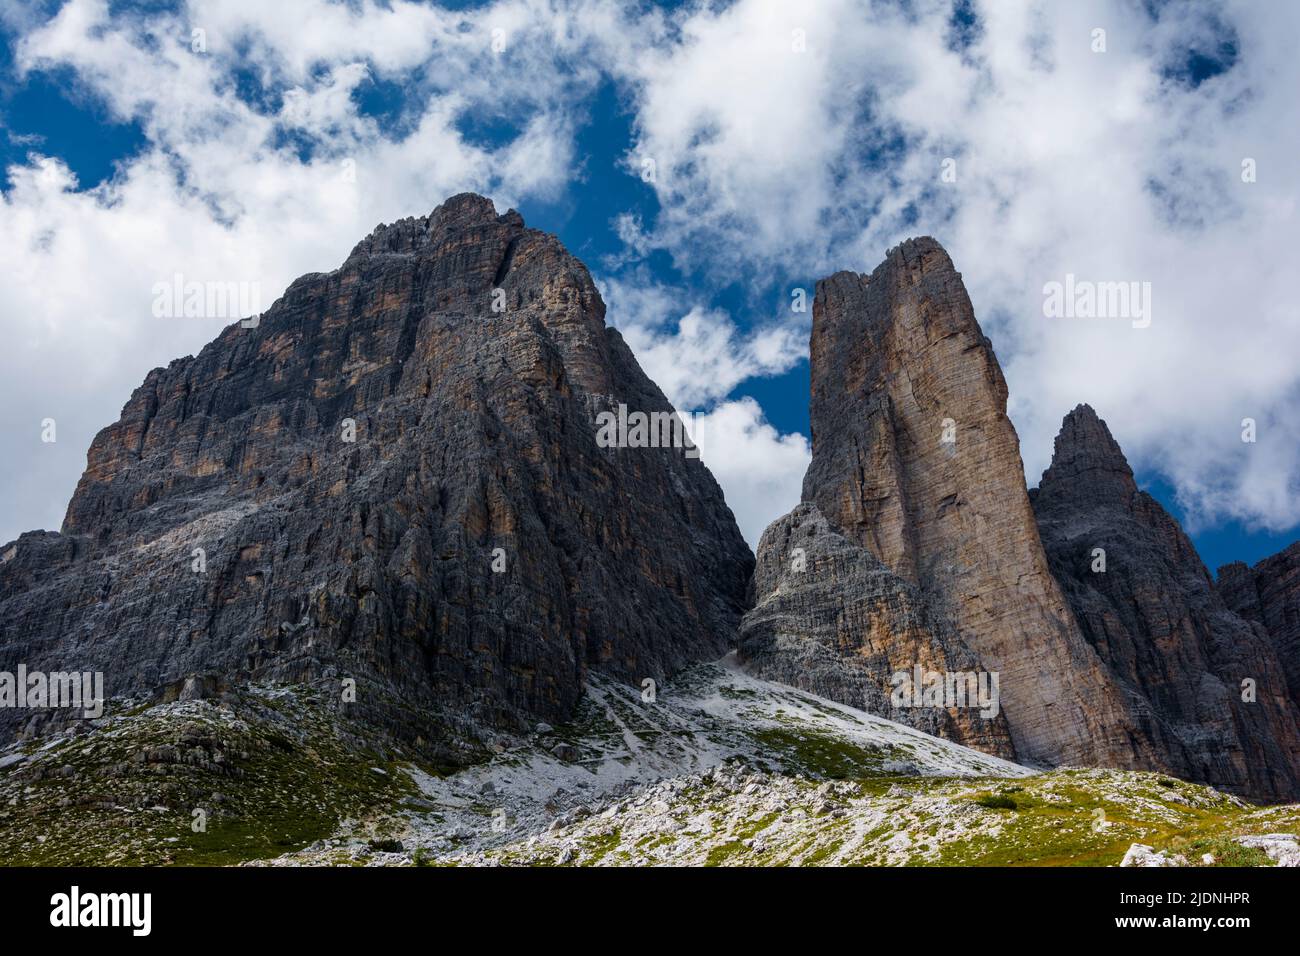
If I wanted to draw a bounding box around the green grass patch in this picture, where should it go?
[750,727,900,780]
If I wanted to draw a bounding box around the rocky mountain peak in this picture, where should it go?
[757,237,1156,769]
[1035,404,1138,509]
[0,194,752,761]
[1033,412,1300,801]
[745,235,1300,800]
[345,192,524,264]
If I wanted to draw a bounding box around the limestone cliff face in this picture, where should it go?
[1219,543,1300,712]
[738,235,1300,799]
[1032,406,1300,801]
[0,194,753,760]
[738,503,1016,758]
[774,238,1155,769]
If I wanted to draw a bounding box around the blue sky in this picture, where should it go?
[1,0,1297,575]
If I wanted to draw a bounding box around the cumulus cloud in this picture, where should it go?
[3,0,1298,554]
[691,398,810,547]
[598,274,805,409]
[613,0,1300,536]
[593,271,812,542]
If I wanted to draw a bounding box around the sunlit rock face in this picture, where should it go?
[742,238,1300,799]
[748,238,1156,771]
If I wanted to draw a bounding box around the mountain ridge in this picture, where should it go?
[3,200,1299,817]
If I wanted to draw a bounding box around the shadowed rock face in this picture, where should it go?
[1032,405,1300,801]
[773,238,1156,770]
[1219,544,1300,717]
[0,193,753,761]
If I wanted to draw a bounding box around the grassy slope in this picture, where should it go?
[1,663,1296,867]
[0,687,417,865]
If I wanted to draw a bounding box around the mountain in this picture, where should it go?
[742,237,1300,801]
[1033,405,1300,801]
[1219,544,1300,707]
[0,194,752,763]
[743,239,1156,770]
[3,204,1300,867]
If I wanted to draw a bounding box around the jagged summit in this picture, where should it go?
[345,193,525,263]
[1033,407,1300,801]
[793,236,1150,769]
[1035,404,1138,509]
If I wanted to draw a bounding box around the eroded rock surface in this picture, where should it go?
[1032,405,1300,801]
[0,194,752,762]
[738,503,1015,759]
[1219,543,1300,707]
[747,238,1155,770]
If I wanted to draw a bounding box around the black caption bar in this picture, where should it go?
[0,866,1285,942]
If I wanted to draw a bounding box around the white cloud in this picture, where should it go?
[599,274,804,410]
[611,0,1300,537]
[611,0,971,279]
[691,398,810,547]
[593,270,810,544]
[5,0,1299,555]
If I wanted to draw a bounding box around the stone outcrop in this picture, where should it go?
[0,194,752,762]
[746,238,1157,770]
[738,503,1016,758]
[740,236,1300,799]
[1219,544,1300,708]
[1032,405,1300,801]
